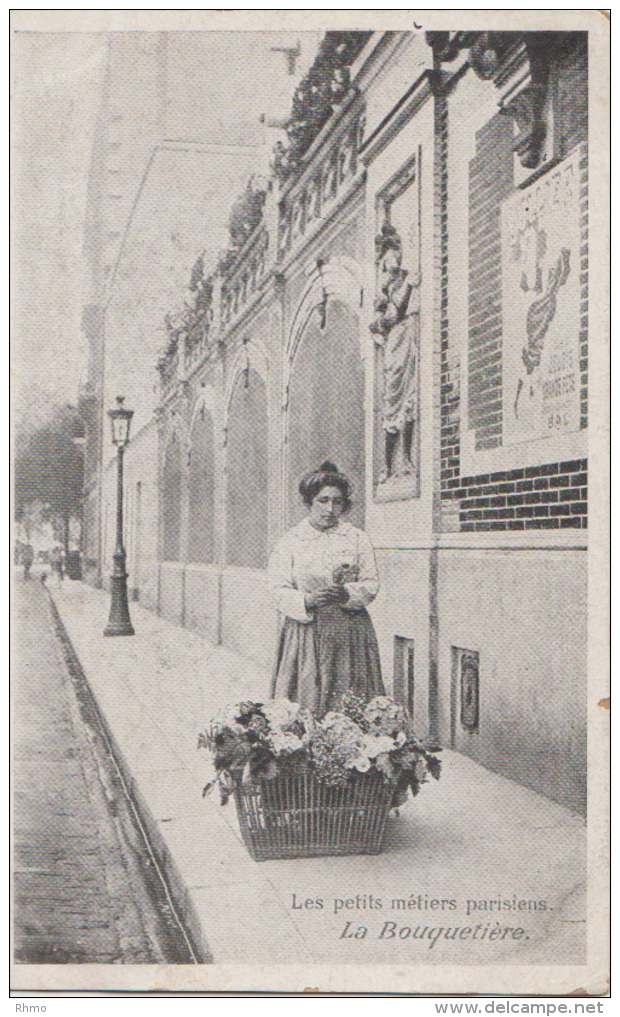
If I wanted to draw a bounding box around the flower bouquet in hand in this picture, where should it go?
[332,563,359,585]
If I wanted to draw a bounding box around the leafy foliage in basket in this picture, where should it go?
[198,694,441,805]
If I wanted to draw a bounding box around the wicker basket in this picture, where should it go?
[233,771,394,861]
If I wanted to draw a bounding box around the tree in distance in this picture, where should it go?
[14,404,85,556]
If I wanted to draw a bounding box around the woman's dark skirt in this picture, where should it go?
[271,604,385,715]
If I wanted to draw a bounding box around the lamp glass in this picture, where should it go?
[108,398,133,446]
[111,416,129,445]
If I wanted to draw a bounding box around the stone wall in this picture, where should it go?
[287,300,366,528]
[437,547,587,813]
[225,369,269,569]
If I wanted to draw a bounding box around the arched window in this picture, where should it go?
[226,368,268,568]
[162,432,182,561]
[188,409,215,563]
[287,299,365,526]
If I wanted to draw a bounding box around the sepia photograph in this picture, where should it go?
[10,9,609,997]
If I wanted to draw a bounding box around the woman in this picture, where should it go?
[268,461,385,715]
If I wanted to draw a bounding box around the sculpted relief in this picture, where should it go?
[371,221,421,493]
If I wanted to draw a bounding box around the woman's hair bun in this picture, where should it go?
[299,460,352,510]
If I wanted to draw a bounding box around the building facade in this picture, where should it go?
[82,30,588,814]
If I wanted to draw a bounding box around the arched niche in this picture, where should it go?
[226,367,268,568]
[287,298,366,527]
[188,408,215,563]
[162,432,182,561]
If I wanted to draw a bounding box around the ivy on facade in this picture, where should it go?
[227,179,267,250]
[271,31,371,183]
[160,30,372,372]
[164,252,215,358]
[215,176,268,279]
[163,180,267,361]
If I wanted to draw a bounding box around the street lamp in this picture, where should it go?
[104,396,135,637]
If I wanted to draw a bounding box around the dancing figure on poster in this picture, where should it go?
[513,247,571,421]
[370,224,421,483]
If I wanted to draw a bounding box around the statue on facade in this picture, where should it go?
[370,224,421,483]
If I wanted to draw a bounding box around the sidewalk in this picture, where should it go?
[48,579,587,969]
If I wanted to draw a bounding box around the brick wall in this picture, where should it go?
[454,458,587,531]
[440,39,588,533]
[467,115,515,451]
[435,84,452,517]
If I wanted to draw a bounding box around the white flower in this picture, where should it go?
[263,698,300,730]
[211,716,246,737]
[364,696,407,736]
[395,731,407,747]
[375,752,395,778]
[321,712,363,735]
[321,711,348,731]
[275,697,300,717]
[218,703,250,728]
[270,731,303,754]
[361,733,395,758]
[350,756,371,772]
[368,696,393,711]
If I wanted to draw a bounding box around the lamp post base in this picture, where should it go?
[104,558,135,637]
[103,620,135,637]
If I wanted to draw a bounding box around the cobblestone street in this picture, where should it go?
[12,575,195,964]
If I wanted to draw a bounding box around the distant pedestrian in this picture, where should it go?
[50,547,64,587]
[22,545,34,580]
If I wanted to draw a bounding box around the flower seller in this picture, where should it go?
[268,460,385,714]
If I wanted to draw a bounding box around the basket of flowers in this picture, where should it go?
[197,694,441,861]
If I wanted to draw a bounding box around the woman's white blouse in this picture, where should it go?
[268,517,380,623]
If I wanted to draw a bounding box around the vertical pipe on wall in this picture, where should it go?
[428,63,449,745]
[428,545,439,741]
[134,480,142,600]
[216,567,223,646]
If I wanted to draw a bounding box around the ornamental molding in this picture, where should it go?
[425,30,580,171]
[277,102,366,264]
[283,257,365,409]
[358,69,435,166]
[222,338,270,444]
[162,410,190,456]
[188,382,222,437]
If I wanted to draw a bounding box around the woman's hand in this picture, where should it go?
[304,585,349,610]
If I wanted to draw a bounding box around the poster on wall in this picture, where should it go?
[502,148,583,446]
